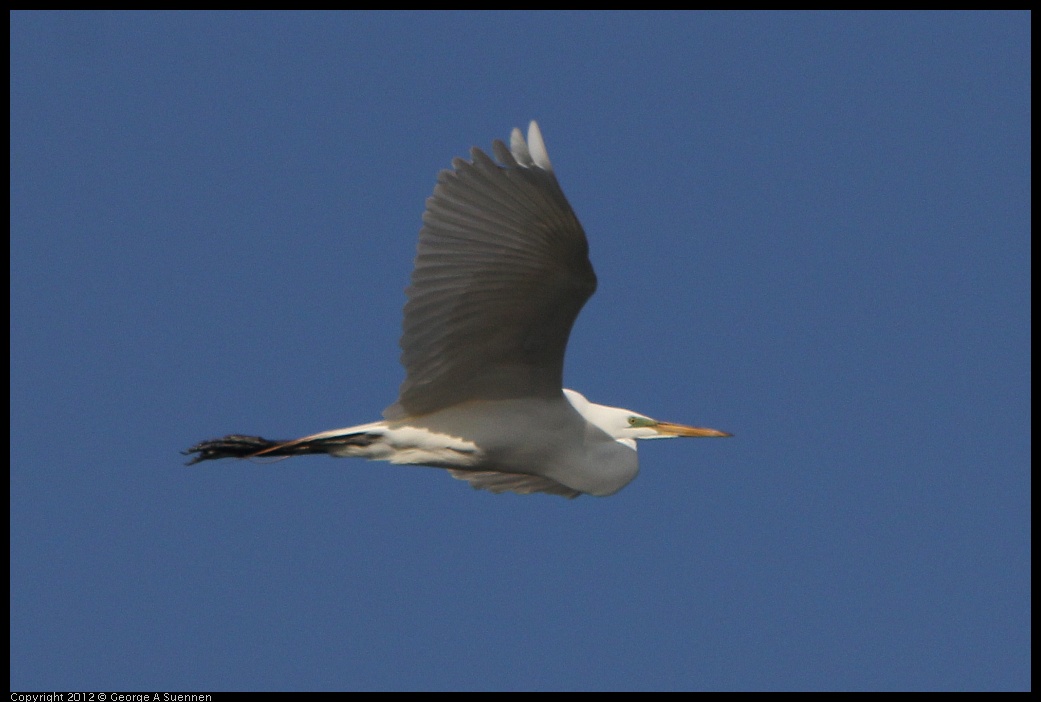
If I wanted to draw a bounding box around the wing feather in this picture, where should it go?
[447,469,581,499]
[386,122,596,419]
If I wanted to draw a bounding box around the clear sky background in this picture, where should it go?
[10,11,1029,692]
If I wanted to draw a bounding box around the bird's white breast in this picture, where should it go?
[403,395,639,496]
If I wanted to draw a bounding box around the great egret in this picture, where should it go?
[185,122,730,497]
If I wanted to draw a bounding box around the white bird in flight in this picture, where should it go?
[186,122,730,497]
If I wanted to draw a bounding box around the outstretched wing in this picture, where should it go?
[386,122,597,419]
[447,469,581,499]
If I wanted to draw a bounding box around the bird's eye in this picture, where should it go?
[628,417,638,426]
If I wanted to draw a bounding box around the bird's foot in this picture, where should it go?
[182,435,287,465]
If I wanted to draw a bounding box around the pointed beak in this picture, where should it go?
[654,421,732,438]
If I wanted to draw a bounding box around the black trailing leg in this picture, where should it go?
[184,435,303,465]
[184,432,380,465]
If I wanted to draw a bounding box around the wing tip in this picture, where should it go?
[525,120,553,172]
[509,120,553,172]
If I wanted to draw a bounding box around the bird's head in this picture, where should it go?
[563,389,732,446]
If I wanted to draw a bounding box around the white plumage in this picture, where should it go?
[186,122,730,497]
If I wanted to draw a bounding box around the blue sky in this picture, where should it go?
[10,11,1029,691]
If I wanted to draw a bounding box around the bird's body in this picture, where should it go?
[186,122,730,497]
[216,391,640,497]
